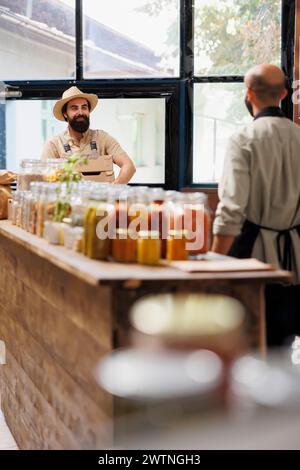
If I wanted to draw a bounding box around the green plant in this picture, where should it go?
[53,154,88,222]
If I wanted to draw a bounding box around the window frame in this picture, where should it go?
[1,0,295,189]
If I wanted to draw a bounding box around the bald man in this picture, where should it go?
[212,64,300,345]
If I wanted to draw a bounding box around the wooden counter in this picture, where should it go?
[0,221,292,449]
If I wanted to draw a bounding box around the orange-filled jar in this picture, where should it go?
[112,229,137,263]
[166,229,188,261]
[137,230,161,266]
[183,192,211,254]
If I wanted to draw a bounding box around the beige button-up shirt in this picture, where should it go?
[41,128,128,162]
[213,116,300,283]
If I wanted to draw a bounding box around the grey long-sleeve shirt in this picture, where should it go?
[213,116,300,283]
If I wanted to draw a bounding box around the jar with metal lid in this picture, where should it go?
[17,159,46,191]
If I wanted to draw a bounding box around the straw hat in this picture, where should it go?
[53,86,98,121]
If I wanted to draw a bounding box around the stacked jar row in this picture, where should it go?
[9,183,211,265]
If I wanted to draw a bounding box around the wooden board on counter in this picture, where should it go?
[163,258,275,273]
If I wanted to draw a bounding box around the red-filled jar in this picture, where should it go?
[127,189,149,234]
[148,188,165,257]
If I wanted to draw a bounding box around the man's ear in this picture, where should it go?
[281,88,288,101]
[247,88,255,101]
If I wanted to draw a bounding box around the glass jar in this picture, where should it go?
[183,192,211,254]
[28,182,42,234]
[137,230,161,265]
[148,188,166,257]
[21,191,31,230]
[11,190,20,225]
[36,184,50,237]
[44,184,59,227]
[43,159,66,182]
[128,188,149,233]
[16,191,25,227]
[70,186,90,228]
[166,229,188,261]
[83,190,112,260]
[17,159,46,191]
[112,228,137,263]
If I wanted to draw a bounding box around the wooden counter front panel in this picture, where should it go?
[0,236,113,449]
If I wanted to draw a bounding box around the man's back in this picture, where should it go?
[234,116,300,229]
[214,116,300,281]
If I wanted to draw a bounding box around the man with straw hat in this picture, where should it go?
[41,86,136,184]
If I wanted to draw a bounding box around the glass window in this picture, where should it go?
[3,98,165,184]
[0,0,76,80]
[82,0,180,78]
[193,83,251,183]
[194,0,281,76]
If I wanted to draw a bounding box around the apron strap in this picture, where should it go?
[229,219,300,271]
[59,135,73,155]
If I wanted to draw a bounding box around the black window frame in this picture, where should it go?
[1,0,295,189]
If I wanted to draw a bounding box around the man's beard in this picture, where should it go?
[69,115,90,132]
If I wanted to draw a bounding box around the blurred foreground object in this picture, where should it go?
[130,293,247,361]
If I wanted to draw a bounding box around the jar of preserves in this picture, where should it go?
[137,230,161,265]
[112,228,137,263]
[183,192,211,254]
[84,190,112,260]
[166,229,188,261]
[17,159,46,191]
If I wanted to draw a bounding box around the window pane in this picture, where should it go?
[193,83,252,183]
[83,0,180,78]
[0,0,76,80]
[194,0,281,76]
[3,98,165,184]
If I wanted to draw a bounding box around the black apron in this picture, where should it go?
[228,219,300,272]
